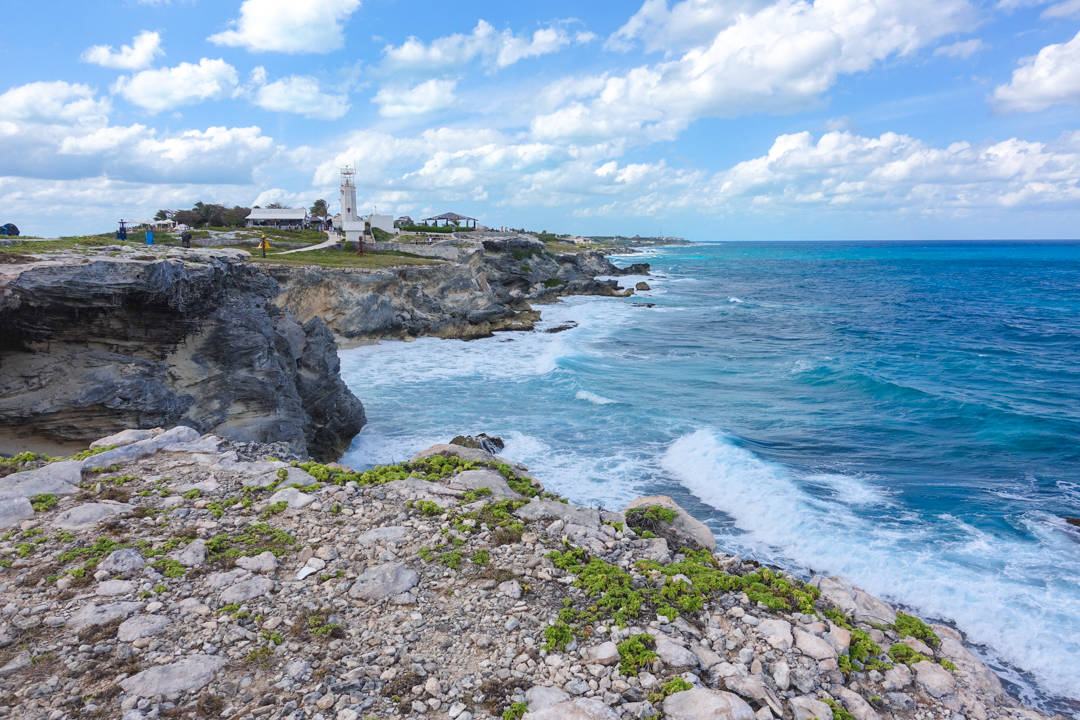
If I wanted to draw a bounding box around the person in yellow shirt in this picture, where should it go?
[257,234,270,258]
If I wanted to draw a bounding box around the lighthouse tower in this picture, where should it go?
[338,166,364,246]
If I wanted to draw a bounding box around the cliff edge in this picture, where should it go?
[0,246,365,460]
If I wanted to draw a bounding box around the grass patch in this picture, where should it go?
[205,523,297,564]
[892,611,940,648]
[617,634,657,676]
[251,247,440,268]
[30,494,58,512]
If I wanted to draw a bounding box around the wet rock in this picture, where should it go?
[450,433,505,454]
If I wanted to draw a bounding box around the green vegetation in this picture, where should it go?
[205,523,297,562]
[261,501,288,518]
[617,634,657,675]
[30,494,58,512]
[412,501,444,517]
[151,558,186,578]
[848,628,889,671]
[542,621,573,651]
[940,659,958,671]
[541,278,566,288]
[892,611,940,648]
[307,615,342,638]
[824,697,856,720]
[888,643,930,665]
[439,550,463,570]
[461,486,493,502]
[648,677,693,704]
[627,505,677,524]
[182,489,201,500]
[502,701,528,720]
[470,549,490,565]
[399,224,454,233]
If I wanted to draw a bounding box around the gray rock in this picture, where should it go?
[356,526,408,546]
[757,618,793,650]
[789,695,832,720]
[524,698,619,720]
[67,601,143,631]
[0,496,34,530]
[95,580,135,596]
[515,500,600,528]
[171,538,206,567]
[119,654,227,698]
[90,428,162,449]
[219,576,273,605]
[653,633,699,670]
[623,495,717,551]
[0,460,83,501]
[584,641,620,666]
[526,685,571,711]
[662,688,755,720]
[724,675,782,717]
[87,426,200,468]
[99,548,146,576]
[451,468,530,500]
[913,660,956,698]
[882,663,912,691]
[833,687,881,720]
[812,576,896,626]
[52,502,133,530]
[267,486,315,509]
[348,562,419,601]
[0,651,30,677]
[236,551,278,573]
[794,628,837,660]
[117,614,170,642]
[497,580,523,599]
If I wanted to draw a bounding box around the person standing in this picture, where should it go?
[258,234,270,258]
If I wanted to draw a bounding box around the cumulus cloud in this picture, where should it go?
[252,73,350,119]
[382,19,580,73]
[209,0,360,53]
[1041,0,1080,17]
[607,0,770,53]
[534,0,976,142]
[934,38,986,59]
[113,58,239,113]
[81,30,163,70]
[0,81,110,126]
[373,79,458,117]
[992,31,1080,112]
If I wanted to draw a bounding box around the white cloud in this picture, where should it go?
[113,58,239,113]
[934,38,986,59]
[534,0,976,142]
[81,30,163,70]
[992,30,1080,112]
[0,81,110,126]
[607,0,770,53]
[209,0,360,54]
[253,75,350,119]
[382,19,577,73]
[373,79,458,117]
[1042,0,1080,17]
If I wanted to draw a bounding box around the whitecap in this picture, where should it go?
[728,296,743,303]
[576,390,615,405]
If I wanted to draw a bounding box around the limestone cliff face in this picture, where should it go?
[274,237,649,343]
[0,247,364,459]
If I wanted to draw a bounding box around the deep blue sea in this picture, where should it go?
[340,241,1080,714]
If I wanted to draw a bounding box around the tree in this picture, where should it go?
[310,198,328,218]
[267,202,285,209]
[154,209,171,221]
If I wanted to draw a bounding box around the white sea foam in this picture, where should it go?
[661,429,1080,705]
[728,296,743,303]
[576,390,615,405]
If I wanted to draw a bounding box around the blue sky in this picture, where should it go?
[2,0,1079,240]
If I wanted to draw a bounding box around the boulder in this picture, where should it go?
[623,495,716,551]
[236,551,278,573]
[219,576,273,605]
[450,433,505,454]
[723,675,783,717]
[0,497,34,530]
[90,428,162,449]
[794,628,837,660]
[789,695,832,720]
[635,282,651,291]
[356,526,408,546]
[266,486,315,509]
[526,685,571,711]
[451,468,529,500]
[662,688,755,720]
[52,502,133,530]
[0,460,82,501]
[348,562,419,601]
[833,687,881,720]
[516,500,600,528]
[583,641,620,666]
[68,601,143,631]
[812,576,896,626]
[653,633,699,670]
[757,618,793,650]
[171,539,206,567]
[98,548,146,577]
[119,654,227,698]
[913,660,956,698]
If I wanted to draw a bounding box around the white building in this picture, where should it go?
[247,208,308,229]
[337,167,365,246]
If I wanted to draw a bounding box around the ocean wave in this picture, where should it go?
[576,390,615,405]
[728,296,743,303]
[660,428,1080,707]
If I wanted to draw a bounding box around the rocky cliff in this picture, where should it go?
[0,246,365,460]
[273,236,649,343]
[0,429,1061,720]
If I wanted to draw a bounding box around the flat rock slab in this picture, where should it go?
[662,689,754,720]
[236,551,278,573]
[85,426,199,470]
[219,576,273,605]
[0,497,34,530]
[516,500,599,528]
[450,468,527,500]
[0,460,83,500]
[90,428,162,449]
[524,698,619,720]
[98,548,146,576]
[52,502,133,530]
[526,685,571,711]
[118,614,171,642]
[356,525,408,546]
[170,539,206,567]
[790,696,833,720]
[653,633,699,670]
[119,654,226,698]
[267,486,314,509]
[913,660,956,698]
[794,628,837,660]
[348,562,419,601]
[96,580,136,596]
[68,601,143,631]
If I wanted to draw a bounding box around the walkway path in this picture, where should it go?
[271,232,339,255]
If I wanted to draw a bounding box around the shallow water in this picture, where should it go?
[340,241,1080,714]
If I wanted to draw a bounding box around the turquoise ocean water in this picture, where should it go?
[340,241,1080,714]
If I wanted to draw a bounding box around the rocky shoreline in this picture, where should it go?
[0,429,1061,720]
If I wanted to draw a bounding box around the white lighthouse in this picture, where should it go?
[338,166,365,247]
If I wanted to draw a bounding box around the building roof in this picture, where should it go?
[248,208,307,221]
[422,212,477,222]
